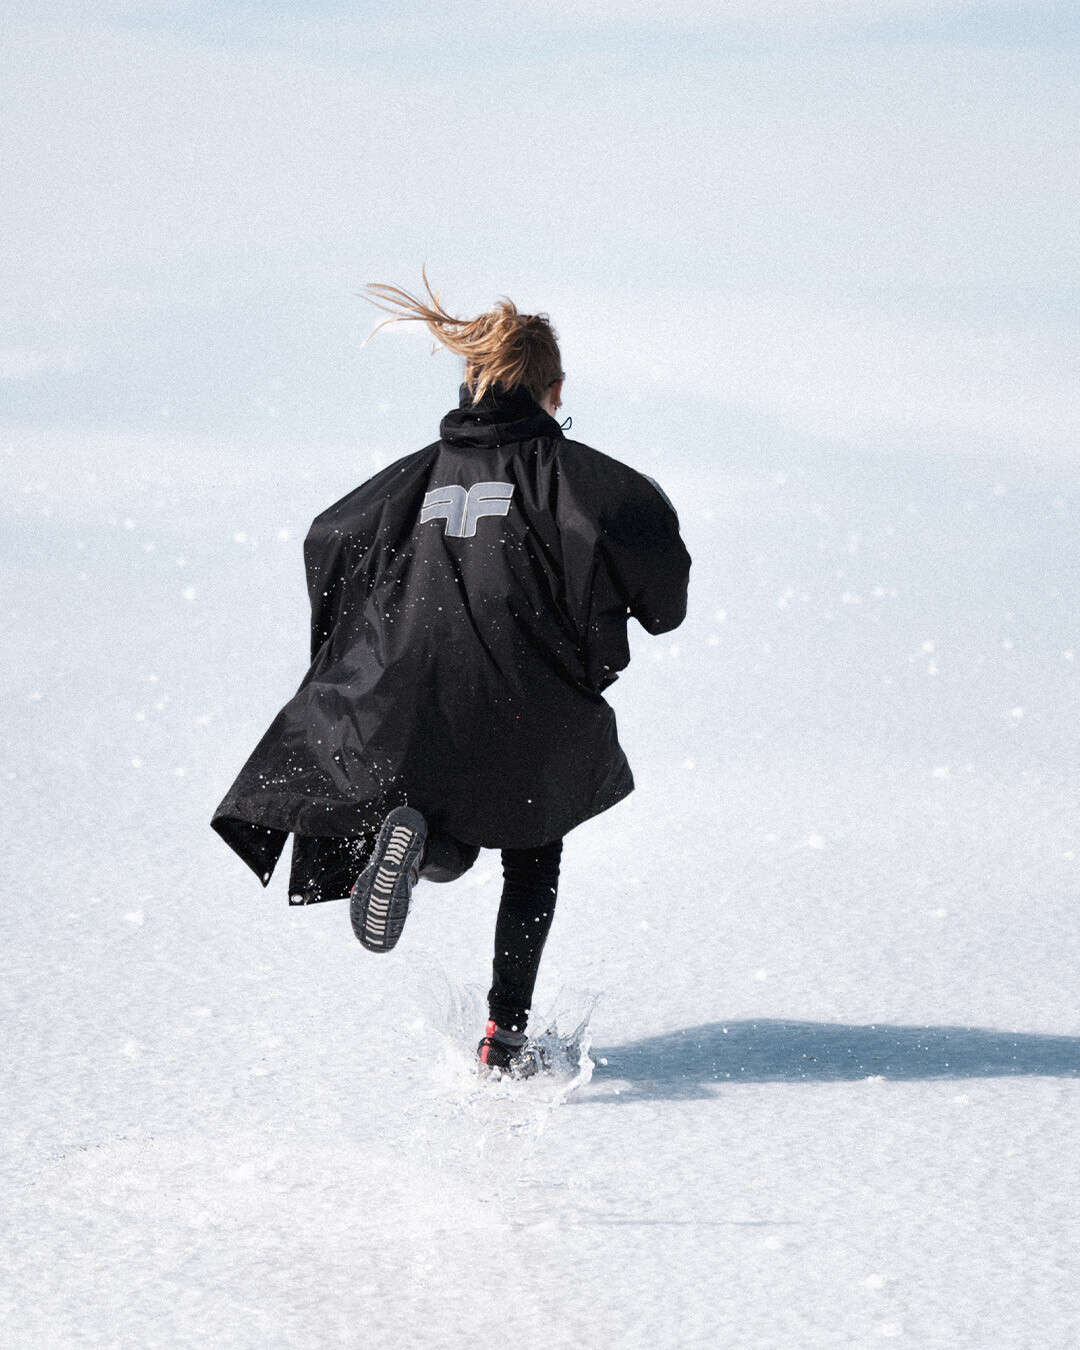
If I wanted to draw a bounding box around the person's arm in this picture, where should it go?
[598,472,691,635]
[302,446,438,663]
[304,514,354,663]
[575,468,690,692]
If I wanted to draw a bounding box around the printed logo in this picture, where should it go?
[419,481,514,538]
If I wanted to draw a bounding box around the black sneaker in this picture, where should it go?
[350,807,427,952]
[476,1019,546,1079]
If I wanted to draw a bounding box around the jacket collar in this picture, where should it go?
[440,383,563,449]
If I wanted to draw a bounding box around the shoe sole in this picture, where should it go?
[350,807,427,953]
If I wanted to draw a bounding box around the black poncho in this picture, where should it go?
[212,385,691,898]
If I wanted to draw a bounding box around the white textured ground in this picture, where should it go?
[3,432,1079,1348]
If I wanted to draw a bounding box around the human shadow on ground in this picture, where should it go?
[583,1020,1080,1102]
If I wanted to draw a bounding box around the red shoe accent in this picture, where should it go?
[479,1018,498,1065]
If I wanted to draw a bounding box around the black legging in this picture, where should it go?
[487,839,562,1034]
[292,825,562,1033]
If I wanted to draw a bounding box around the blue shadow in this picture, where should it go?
[585,1020,1080,1101]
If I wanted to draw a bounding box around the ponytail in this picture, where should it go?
[363,269,563,407]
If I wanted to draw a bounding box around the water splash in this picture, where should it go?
[414,977,601,1140]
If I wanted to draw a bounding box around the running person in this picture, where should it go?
[211,275,691,1076]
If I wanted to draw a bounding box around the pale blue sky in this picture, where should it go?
[2,1,1077,468]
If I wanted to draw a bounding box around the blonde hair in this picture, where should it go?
[363,269,563,407]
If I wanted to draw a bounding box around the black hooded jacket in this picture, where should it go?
[211,385,691,890]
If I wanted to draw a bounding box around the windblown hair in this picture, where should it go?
[363,269,563,407]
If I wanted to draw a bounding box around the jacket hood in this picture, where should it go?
[439,383,564,449]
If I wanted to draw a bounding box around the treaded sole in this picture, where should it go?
[350,807,427,953]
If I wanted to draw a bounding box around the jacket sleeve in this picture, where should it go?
[304,518,354,663]
[302,447,437,663]
[598,472,691,635]
[573,468,690,693]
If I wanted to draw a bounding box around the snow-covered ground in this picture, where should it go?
[3,428,1079,1348]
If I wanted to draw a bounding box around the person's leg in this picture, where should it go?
[420,828,480,884]
[487,838,562,1035]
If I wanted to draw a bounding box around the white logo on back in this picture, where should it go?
[420,482,514,538]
